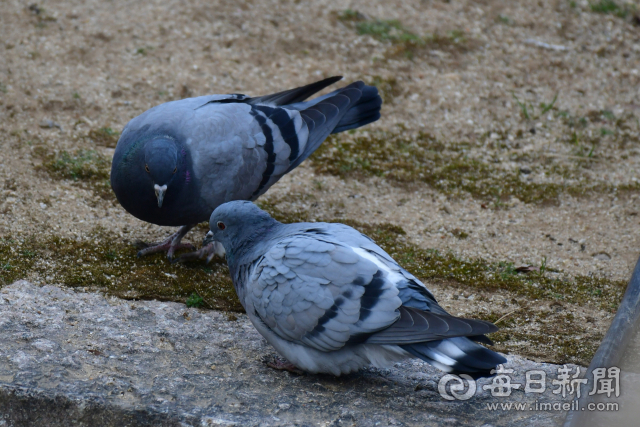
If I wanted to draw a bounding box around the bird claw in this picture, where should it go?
[172,241,225,264]
[135,225,196,260]
[136,240,196,259]
[264,355,305,375]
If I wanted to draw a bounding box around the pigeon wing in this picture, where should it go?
[184,99,314,205]
[318,225,499,344]
[321,223,451,315]
[247,233,402,352]
[190,81,371,201]
[184,103,270,205]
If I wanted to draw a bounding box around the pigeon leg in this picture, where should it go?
[172,241,225,264]
[136,225,197,260]
[265,356,305,375]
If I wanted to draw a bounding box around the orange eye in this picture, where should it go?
[217,222,225,230]
[173,167,177,174]
[145,164,150,173]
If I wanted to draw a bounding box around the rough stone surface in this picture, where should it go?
[0,282,572,426]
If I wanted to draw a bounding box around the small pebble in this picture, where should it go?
[593,252,611,261]
[39,120,62,130]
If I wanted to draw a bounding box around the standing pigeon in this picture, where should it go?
[205,201,506,376]
[110,77,381,261]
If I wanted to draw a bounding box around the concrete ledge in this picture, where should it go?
[0,281,570,426]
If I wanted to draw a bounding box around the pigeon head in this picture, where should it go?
[205,201,279,256]
[143,138,179,208]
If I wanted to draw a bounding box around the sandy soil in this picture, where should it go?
[1,0,640,365]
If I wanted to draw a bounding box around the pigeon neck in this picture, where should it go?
[227,221,282,266]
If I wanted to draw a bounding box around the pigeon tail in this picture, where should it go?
[331,84,382,134]
[401,336,507,376]
[286,81,381,172]
[248,76,343,106]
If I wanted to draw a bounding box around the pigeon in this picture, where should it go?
[110,77,382,261]
[204,201,507,376]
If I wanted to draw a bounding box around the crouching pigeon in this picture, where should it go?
[205,201,506,376]
[110,77,381,262]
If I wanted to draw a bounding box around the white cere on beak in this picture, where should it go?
[154,184,167,208]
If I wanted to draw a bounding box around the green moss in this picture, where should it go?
[0,237,38,286]
[482,309,603,366]
[186,293,205,308]
[354,18,426,59]
[135,46,154,56]
[356,19,422,44]
[589,0,632,18]
[496,14,511,25]
[337,9,367,22]
[511,91,558,121]
[451,229,469,239]
[87,127,119,148]
[0,232,242,312]
[311,129,640,204]
[45,149,110,181]
[337,10,472,59]
[311,131,565,204]
[387,247,624,312]
[601,110,616,121]
[557,110,640,159]
[35,147,114,200]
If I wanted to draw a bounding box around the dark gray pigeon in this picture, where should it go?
[110,77,381,261]
[205,201,507,376]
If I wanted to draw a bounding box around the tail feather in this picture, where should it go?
[469,334,494,345]
[289,83,382,134]
[286,82,371,172]
[245,77,382,175]
[332,85,382,134]
[248,76,343,106]
[364,306,498,345]
[402,337,507,375]
[285,82,382,172]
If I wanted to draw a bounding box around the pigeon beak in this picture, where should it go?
[203,231,215,247]
[154,184,167,208]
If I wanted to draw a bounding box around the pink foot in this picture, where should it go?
[136,225,196,260]
[265,356,304,375]
[172,241,225,264]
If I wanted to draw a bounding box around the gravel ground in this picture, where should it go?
[1,0,640,368]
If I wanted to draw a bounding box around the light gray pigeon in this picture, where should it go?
[205,201,506,376]
[110,77,381,262]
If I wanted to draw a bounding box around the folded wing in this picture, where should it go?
[249,231,402,352]
[248,228,501,358]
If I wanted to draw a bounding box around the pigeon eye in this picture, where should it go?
[217,222,226,230]
[145,164,150,173]
[173,167,177,174]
